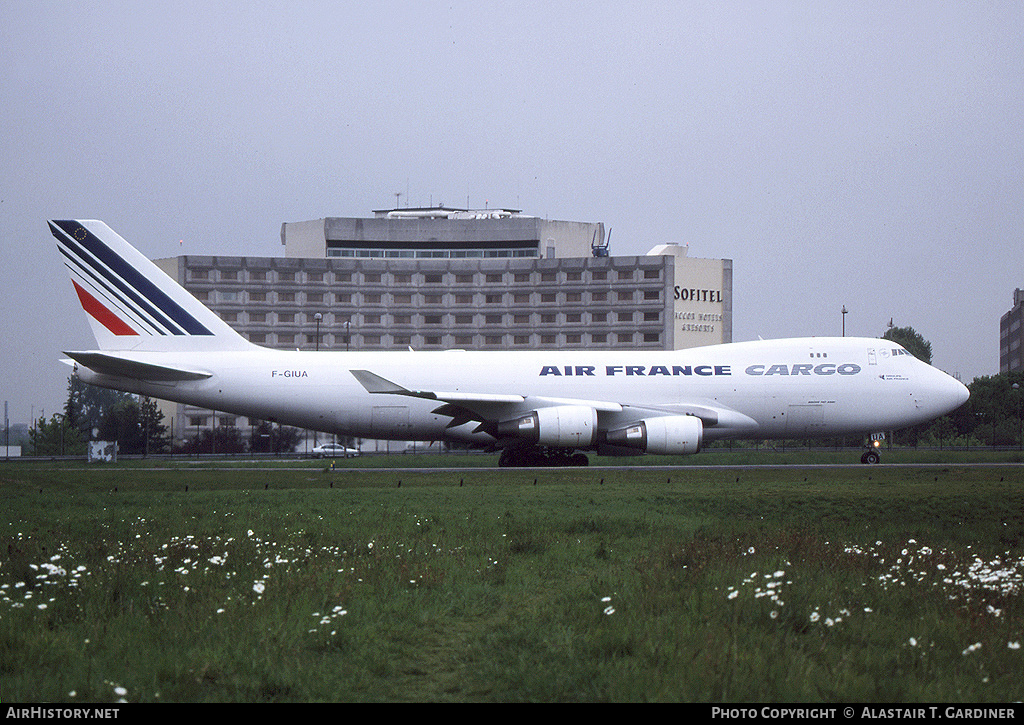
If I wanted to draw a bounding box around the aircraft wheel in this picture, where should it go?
[569,452,589,467]
[861,450,880,464]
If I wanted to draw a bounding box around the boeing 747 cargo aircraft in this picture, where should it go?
[49,219,969,466]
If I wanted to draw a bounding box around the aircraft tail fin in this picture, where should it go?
[49,219,254,352]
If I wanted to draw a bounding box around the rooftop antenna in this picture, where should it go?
[394,192,402,209]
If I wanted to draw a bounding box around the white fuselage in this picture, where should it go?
[75,336,969,446]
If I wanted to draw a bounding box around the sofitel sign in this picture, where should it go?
[674,286,722,302]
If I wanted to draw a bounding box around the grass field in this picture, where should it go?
[2,459,1023,702]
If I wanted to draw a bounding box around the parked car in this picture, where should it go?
[311,443,359,458]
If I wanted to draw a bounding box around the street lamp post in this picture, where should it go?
[842,306,848,337]
[1014,383,1022,451]
[313,312,323,450]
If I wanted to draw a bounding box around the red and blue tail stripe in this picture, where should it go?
[49,220,214,337]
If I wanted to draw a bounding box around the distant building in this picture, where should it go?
[1001,288,1024,373]
[154,207,733,446]
[282,207,601,261]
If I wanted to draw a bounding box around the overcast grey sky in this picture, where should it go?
[2,1,1021,424]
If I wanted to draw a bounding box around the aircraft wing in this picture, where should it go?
[349,369,757,436]
[63,351,213,382]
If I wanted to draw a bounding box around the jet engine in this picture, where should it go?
[497,405,598,448]
[605,415,703,455]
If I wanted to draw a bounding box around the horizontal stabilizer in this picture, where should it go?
[64,351,212,382]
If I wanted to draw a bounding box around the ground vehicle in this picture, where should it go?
[310,443,359,458]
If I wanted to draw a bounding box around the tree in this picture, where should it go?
[179,426,247,455]
[28,414,86,456]
[960,372,1024,447]
[64,376,133,439]
[96,396,170,455]
[249,420,303,454]
[881,325,932,365]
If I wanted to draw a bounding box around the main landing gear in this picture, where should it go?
[860,449,881,464]
[498,446,590,468]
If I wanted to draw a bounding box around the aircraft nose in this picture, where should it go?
[940,371,970,413]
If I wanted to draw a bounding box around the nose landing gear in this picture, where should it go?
[861,432,884,464]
